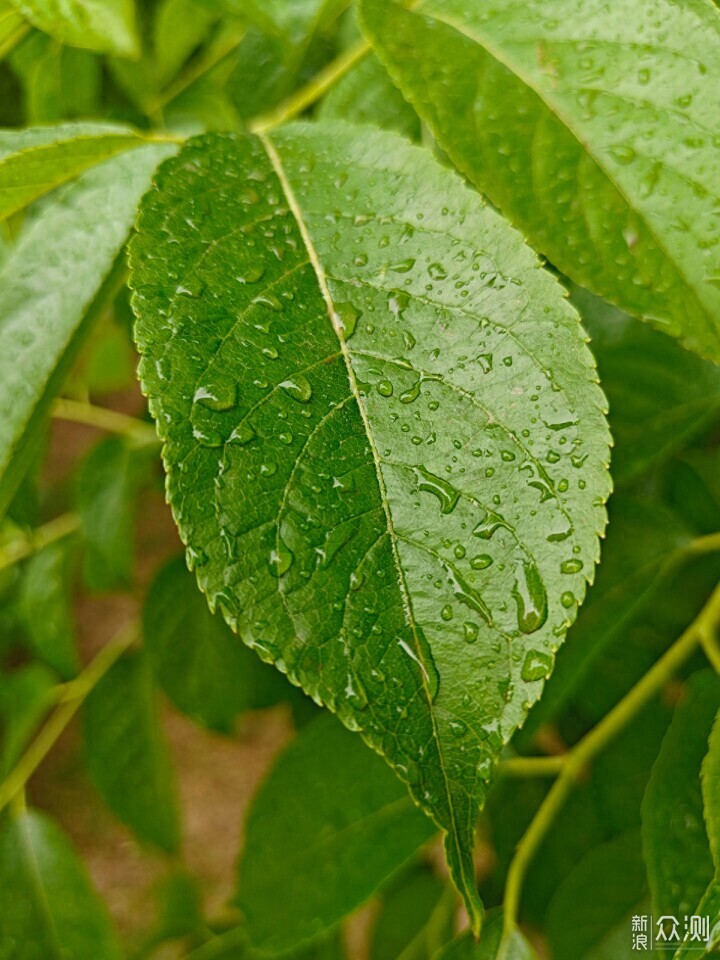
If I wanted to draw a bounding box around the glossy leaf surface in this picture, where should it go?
[0,142,174,518]
[130,122,610,926]
[236,713,436,953]
[0,809,122,960]
[360,0,720,361]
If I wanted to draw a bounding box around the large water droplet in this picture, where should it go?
[269,540,293,576]
[400,380,421,404]
[413,467,460,514]
[389,258,415,273]
[560,558,584,574]
[521,649,553,682]
[473,510,509,540]
[448,567,492,624]
[377,379,394,397]
[512,560,548,634]
[281,375,313,403]
[334,301,361,340]
[194,382,237,412]
[228,422,255,445]
[398,625,440,700]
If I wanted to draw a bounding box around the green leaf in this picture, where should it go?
[84,651,181,853]
[10,32,101,122]
[0,1,28,60]
[236,713,436,954]
[76,436,137,591]
[0,142,174,519]
[18,539,79,678]
[0,662,57,774]
[672,882,720,960]
[319,52,422,140]
[545,831,647,960]
[360,0,720,362]
[0,121,148,220]
[0,808,122,960]
[371,864,450,960]
[9,0,139,57]
[130,123,610,930]
[642,670,720,919]
[435,913,538,960]
[574,288,720,484]
[144,554,292,732]
[525,493,692,729]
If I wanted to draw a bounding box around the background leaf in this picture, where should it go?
[130,123,610,925]
[236,713,436,954]
[642,670,720,919]
[144,554,293,732]
[0,808,122,960]
[9,0,139,57]
[84,651,181,853]
[0,141,174,518]
[360,0,720,362]
[18,539,78,678]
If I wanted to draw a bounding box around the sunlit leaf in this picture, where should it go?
[9,0,139,57]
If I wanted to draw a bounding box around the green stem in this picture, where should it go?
[687,530,720,556]
[53,398,158,447]
[502,576,720,939]
[500,755,566,777]
[0,512,80,573]
[250,37,370,133]
[0,623,138,816]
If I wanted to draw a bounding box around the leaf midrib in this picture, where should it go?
[412,4,719,350]
[257,129,470,889]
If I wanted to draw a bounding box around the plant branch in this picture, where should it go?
[0,622,139,816]
[500,755,566,777]
[53,398,159,446]
[502,576,720,938]
[250,37,370,133]
[0,512,80,573]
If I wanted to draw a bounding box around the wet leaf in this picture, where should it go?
[130,123,610,928]
[0,142,175,518]
[360,0,720,362]
[0,121,148,219]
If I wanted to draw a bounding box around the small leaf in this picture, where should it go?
[642,670,720,919]
[545,831,647,960]
[574,288,720,484]
[0,1,27,60]
[144,555,291,732]
[0,121,149,219]
[360,0,720,362]
[0,141,175,519]
[76,436,137,591]
[9,0,139,57]
[0,808,122,960]
[236,713,436,954]
[18,540,78,678]
[371,864,450,960]
[130,123,610,928]
[436,912,538,959]
[84,651,181,853]
[0,662,57,774]
[10,32,101,122]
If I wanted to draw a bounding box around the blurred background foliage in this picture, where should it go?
[0,0,719,958]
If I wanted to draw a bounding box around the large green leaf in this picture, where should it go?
[236,713,436,954]
[0,808,122,960]
[370,864,450,960]
[9,0,139,57]
[0,121,148,219]
[0,142,174,518]
[360,0,720,362]
[144,555,291,732]
[130,122,610,928]
[641,671,720,919]
[84,652,181,853]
